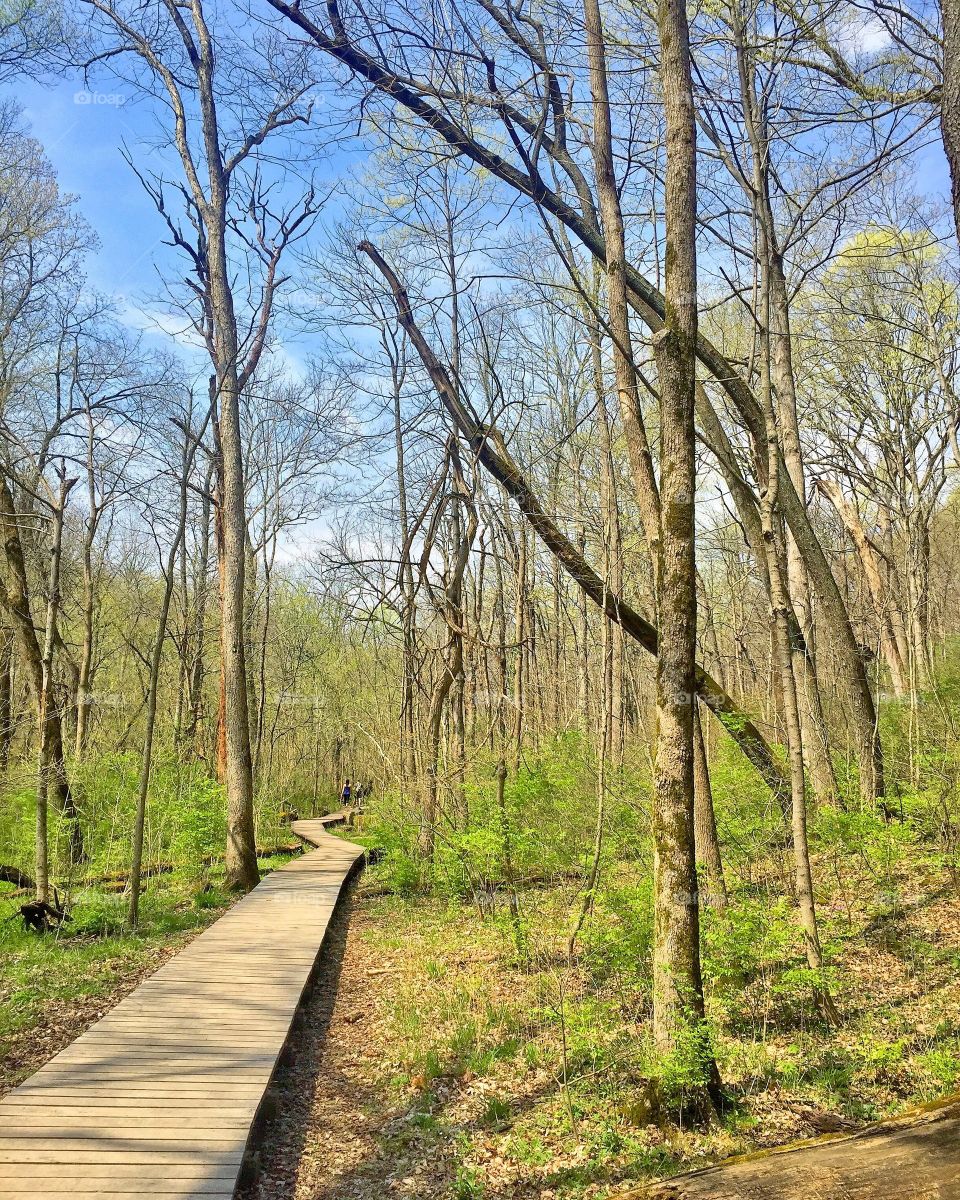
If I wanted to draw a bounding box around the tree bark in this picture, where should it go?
[0,624,12,772]
[942,0,960,247]
[646,0,716,1082]
[693,703,727,907]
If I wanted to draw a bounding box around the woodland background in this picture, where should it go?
[3,0,960,1188]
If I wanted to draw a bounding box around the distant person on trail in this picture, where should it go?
[341,779,352,807]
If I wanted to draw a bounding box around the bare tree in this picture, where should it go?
[84,0,324,888]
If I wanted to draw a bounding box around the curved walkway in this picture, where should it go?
[0,816,364,1199]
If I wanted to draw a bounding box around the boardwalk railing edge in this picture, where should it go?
[239,814,366,1190]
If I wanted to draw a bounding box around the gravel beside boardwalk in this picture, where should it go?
[0,817,363,1200]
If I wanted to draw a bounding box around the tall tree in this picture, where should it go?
[84,0,323,888]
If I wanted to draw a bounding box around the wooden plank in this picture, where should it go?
[0,1192,234,1199]
[0,1130,248,1145]
[0,1110,252,1126]
[0,1164,238,1179]
[9,1086,266,1101]
[0,819,362,1198]
[0,1150,244,1163]
[0,1107,252,1123]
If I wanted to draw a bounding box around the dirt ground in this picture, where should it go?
[239,887,465,1200]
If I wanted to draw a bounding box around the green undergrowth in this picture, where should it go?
[351,838,960,1197]
[344,686,960,1196]
[0,752,301,890]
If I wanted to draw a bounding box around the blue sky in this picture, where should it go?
[19,74,177,307]
[10,44,956,368]
[14,68,347,375]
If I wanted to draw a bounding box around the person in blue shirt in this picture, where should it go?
[341,779,352,807]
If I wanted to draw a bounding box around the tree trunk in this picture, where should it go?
[581,2,660,557]
[187,8,259,890]
[0,625,12,772]
[393,354,419,791]
[569,568,612,959]
[420,454,477,859]
[942,0,960,247]
[693,703,727,907]
[0,476,83,890]
[756,250,837,1023]
[589,283,626,764]
[185,467,214,757]
[511,522,527,770]
[75,403,101,761]
[647,0,718,1092]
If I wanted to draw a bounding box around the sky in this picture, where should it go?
[10,25,957,361]
[14,67,350,375]
[20,74,177,318]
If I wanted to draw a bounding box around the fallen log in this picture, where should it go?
[84,862,174,889]
[85,845,302,890]
[254,843,304,859]
[628,1093,960,1199]
[0,864,35,890]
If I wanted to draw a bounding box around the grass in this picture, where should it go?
[344,823,960,1198]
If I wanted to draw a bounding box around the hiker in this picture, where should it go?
[341,778,352,807]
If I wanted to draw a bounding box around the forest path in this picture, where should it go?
[633,1092,960,1199]
[0,814,364,1200]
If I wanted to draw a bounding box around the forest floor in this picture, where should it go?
[4,833,959,1197]
[246,846,960,1200]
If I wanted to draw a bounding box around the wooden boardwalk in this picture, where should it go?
[0,815,364,1199]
